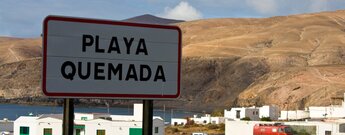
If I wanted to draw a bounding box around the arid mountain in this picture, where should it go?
[0,37,42,99]
[1,10,345,111]
[177,10,345,111]
[123,14,184,25]
[0,37,41,64]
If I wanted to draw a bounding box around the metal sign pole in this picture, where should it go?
[63,98,74,135]
[143,100,153,135]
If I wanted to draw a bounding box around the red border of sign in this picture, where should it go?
[42,15,181,99]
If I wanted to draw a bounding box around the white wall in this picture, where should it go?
[84,119,117,135]
[308,106,345,119]
[199,116,211,124]
[111,115,137,121]
[259,105,279,120]
[224,107,259,121]
[171,118,187,126]
[190,114,224,125]
[133,103,143,121]
[111,103,143,121]
[224,108,245,121]
[191,117,205,125]
[84,118,164,135]
[153,118,164,135]
[225,120,257,135]
[13,103,163,135]
[37,117,62,135]
[210,117,225,124]
[279,110,310,120]
[224,109,231,119]
[14,116,38,135]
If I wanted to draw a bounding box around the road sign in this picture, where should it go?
[42,15,181,99]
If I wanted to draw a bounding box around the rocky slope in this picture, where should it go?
[1,10,345,111]
[176,10,345,110]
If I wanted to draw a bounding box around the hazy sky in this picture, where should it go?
[1,0,345,37]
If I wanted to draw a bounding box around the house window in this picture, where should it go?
[97,130,105,135]
[81,117,88,120]
[154,127,159,133]
[43,128,52,135]
[20,126,29,135]
[278,128,283,133]
[236,110,241,118]
[76,129,81,135]
[129,128,142,135]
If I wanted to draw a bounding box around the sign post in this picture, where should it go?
[62,99,74,135]
[43,15,181,135]
[143,100,153,135]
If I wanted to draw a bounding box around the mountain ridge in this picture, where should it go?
[1,10,345,111]
[123,14,184,25]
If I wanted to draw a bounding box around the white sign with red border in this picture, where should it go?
[42,16,181,99]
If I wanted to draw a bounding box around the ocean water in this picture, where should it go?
[0,104,196,122]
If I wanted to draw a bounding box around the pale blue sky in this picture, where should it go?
[1,0,345,37]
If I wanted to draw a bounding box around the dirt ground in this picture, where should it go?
[165,124,225,135]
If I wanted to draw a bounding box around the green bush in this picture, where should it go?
[260,117,272,121]
[240,117,251,121]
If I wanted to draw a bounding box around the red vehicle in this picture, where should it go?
[253,123,293,135]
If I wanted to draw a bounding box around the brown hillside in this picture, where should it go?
[0,37,41,65]
[177,10,345,110]
[1,10,345,111]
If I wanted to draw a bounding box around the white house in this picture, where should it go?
[308,93,345,119]
[279,110,310,120]
[171,118,187,126]
[224,107,260,121]
[13,103,164,135]
[308,105,345,119]
[259,105,279,120]
[110,104,143,121]
[225,120,273,135]
[37,116,63,135]
[190,114,225,125]
[14,116,38,135]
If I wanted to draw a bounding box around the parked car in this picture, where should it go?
[253,123,293,135]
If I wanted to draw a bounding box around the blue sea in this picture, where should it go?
[0,104,196,123]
